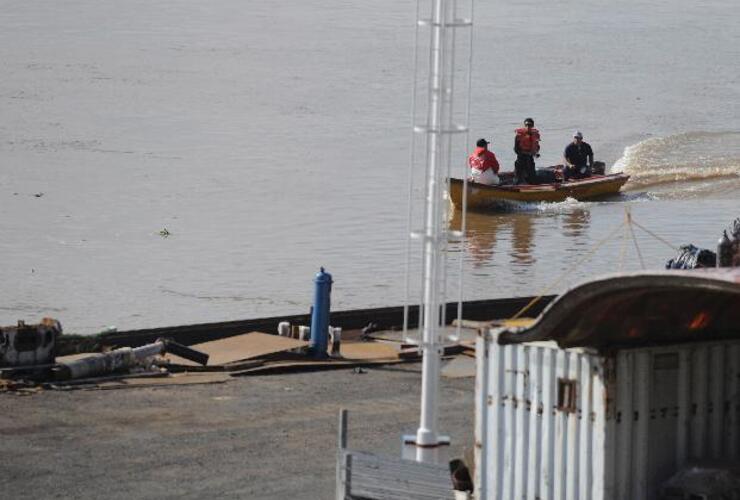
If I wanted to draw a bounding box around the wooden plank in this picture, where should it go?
[230,356,409,376]
[48,372,232,390]
[369,325,478,344]
[97,372,232,389]
[164,332,307,367]
[340,342,400,360]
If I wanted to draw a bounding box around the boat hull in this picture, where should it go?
[449,173,630,209]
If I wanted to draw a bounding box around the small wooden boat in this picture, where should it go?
[449,168,630,210]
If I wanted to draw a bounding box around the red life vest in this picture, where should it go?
[515,127,540,154]
[468,148,500,173]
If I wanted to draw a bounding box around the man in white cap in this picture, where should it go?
[563,130,594,180]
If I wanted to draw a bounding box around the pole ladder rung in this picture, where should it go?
[417,18,473,28]
[413,124,468,135]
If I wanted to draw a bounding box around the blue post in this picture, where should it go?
[310,267,333,357]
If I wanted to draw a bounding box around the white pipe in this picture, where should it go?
[416,0,447,450]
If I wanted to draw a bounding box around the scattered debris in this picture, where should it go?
[158,228,170,237]
[163,331,307,370]
[666,244,716,269]
[360,322,379,341]
[667,218,740,269]
[0,318,62,368]
[3,315,491,393]
[33,192,43,198]
[450,459,474,494]
[47,372,231,391]
[0,378,42,395]
[54,339,208,380]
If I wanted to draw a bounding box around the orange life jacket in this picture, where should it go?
[515,127,540,154]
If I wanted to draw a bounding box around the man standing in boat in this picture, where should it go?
[563,130,594,180]
[514,118,540,184]
[468,138,500,185]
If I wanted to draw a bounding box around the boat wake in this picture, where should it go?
[613,131,740,198]
[482,197,589,214]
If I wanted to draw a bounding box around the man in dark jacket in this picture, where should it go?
[563,130,594,180]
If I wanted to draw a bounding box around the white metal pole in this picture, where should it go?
[415,0,446,451]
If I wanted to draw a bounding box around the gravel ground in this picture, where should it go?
[0,363,474,500]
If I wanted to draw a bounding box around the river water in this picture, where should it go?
[1,0,738,334]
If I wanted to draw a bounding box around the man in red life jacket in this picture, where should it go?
[514,117,541,184]
[468,138,500,185]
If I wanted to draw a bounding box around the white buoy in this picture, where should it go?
[329,326,342,357]
[277,321,291,337]
[298,326,311,341]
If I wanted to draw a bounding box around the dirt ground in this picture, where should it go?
[0,363,474,499]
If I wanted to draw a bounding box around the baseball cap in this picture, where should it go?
[573,130,583,138]
[476,138,489,147]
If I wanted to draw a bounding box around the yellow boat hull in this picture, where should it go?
[449,174,630,210]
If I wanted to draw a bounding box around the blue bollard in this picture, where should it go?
[309,267,333,358]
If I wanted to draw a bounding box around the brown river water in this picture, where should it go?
[1,0,738,334]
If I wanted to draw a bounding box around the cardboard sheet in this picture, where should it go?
[164,332,307,367]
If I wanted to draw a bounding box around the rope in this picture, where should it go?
[510,219,626,320]
[625,208,646,270]
[617,215,629,272]
[508,206,680,321]
[630,219,680,251]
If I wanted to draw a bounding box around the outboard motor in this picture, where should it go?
[717,230,733,267]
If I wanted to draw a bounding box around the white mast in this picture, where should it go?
[403,0,474,463]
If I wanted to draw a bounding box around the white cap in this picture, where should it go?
[573,130,583,138]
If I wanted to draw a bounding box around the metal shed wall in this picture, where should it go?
[475,333,740,500]
[475,337,608,500]
[610,342,740,500]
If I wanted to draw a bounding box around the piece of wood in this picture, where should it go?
[55,353,100,363]
[368,325,478,344]
[339,341,400,360]
[45,372,232,390]
[230,356,411,377]
[96,372,232,389]
[451,318,493,329]
[164,331,307,367]
[398,344,465,360]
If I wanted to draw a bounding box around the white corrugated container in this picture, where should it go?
[475,331,740,500]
